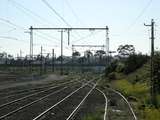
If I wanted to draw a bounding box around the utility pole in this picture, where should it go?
[30,26,33,60]
[29,26,33,73]
[20,49,22,59]
[30,27,109,75]
[144,19,157,106]
[52,49,55,72]
[40,46,43,75]
[61,30,63,75]
[106,26,109,66]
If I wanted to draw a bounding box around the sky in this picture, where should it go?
[0,0,160,57]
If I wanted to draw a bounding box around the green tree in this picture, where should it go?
[124,53,148,74]
[153,51,160,94]
[94,50,106,61]
[84,50,93,63]
[72,51,81,57]
[117,44,135,57]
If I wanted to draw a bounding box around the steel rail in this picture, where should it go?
[0,80,76,109]
[0,86,68,119]
[65,82,98,120]
[0,79,77,99]
[32,80,92,120]
[107,87,137,120]
[77,81,108,120]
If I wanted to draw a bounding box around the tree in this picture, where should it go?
[56,56,63,61]
[84,50,93,63]
[123,53,148,74]
[95,50,106,59]
[117,44,135,57]
[0,52,7,58]
[153,51,160,93]
[72,51,81,57]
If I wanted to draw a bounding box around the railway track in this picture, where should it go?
[0,75,108,120]
[0,79,82,119]
[0,78,79,101]
[0,77,76,97]
[0,77,96,120]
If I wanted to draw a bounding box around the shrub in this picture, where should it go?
[115,79,149,98]
[105,60,118,76]
[108,72,116,80]
[123,54,148,74]
[144,107,160,120]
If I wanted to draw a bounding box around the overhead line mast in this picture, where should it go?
[144,19,157,107]
[29,26,109,74]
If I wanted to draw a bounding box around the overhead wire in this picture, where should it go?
[0,36,28,43]
[65,0,85,26]
[41,0,83,40]
[127,0,153,31]
[8,0,56,26]
[41,0,71,27]
[0,18,62,53]
[8,0,62,42]
[72,30,101,43]
[0,18,60,44]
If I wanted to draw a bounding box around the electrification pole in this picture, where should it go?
[144,19,157,107]
[106,26,109,66]
[52,49,55,72]
[30,26,33,73]
[29,27,109,75]
[40,46,43,75]
[60,30,63,75]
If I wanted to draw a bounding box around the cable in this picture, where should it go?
[65,0,85,26]
[7,0,63,43]
[0,18,27,30]
[34,32,60,44]
[8,0,56,26]
[42,0,71,27]
[0,36,28,43]
[0,18,60,43]
[127,0,153,30]
[41,0,82,39]
[72,30,101,43]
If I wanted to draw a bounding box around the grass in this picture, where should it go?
[114,79,149,101]
[144,107,160,120]
[82,113,102,120]
[101,61,160,120]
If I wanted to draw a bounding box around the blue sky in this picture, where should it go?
[0,0,160,57]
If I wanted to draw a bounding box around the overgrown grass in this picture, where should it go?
[144,107,160,120]
[114,79,149,99]
[82,113,102,120]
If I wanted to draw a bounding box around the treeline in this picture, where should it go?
[105,44,149,78]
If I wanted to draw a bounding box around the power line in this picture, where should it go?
[0,18,27,30]
[7,0,63,43]
[72,30,101,44]
[65,0,85,26]
[0,18,60,43]
[41,0,84,39]
[8,0,56,26]
[34,32,60,44]
[0,36,28,43]
[127,0,153,30]
[42,0,71,27]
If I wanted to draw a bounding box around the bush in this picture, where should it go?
[144,107,160,120]
[105,60,118,76]
[108,72,116,80]
[116,63,124,72]
[123,54,149,74]
[115,79,149,98]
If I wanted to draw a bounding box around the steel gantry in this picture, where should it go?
[29,26,109,75]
